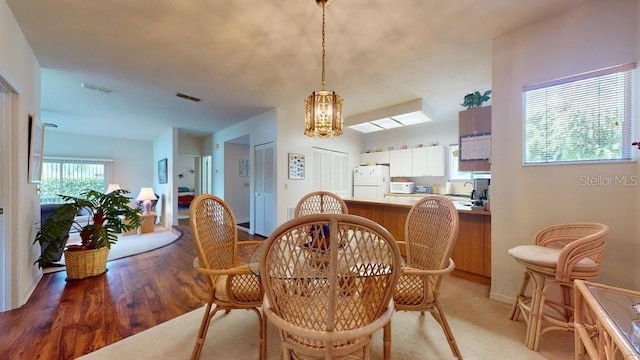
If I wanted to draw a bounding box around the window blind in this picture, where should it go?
[523,63,634,165]
[40,158,113,204]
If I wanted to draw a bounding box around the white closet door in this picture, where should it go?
[254,142,275,237]
[312,147,349,197]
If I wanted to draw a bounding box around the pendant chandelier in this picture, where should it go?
[304,0,343,138]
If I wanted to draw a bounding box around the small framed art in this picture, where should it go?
[239,159,249,177]
[288,153,305,180]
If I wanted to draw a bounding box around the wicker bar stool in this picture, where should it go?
[508,222,609,351]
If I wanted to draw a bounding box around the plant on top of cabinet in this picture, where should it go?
[461,90,492,109]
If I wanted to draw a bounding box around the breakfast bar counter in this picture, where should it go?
[344,197,492,285]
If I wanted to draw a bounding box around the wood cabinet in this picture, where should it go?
[388,146,444,177]
[344,198,491,285]
[459,106,491,172]
[361,151,390,165]
[452,213,491,285]
[343,199,409,244]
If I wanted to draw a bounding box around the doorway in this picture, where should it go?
[0,78,13,311]
[254,142,275,237]
[224,135,251,230]
[176,153,201,220]
[201,155,212,194]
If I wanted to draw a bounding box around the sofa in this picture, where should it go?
[39,203,89,263]
[40,204,92,233]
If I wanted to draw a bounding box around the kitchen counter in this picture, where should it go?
[344,197,491,285]
[345,196,491,215]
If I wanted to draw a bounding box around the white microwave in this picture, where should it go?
[390,182,415,194]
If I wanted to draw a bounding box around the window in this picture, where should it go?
[448,144,471,180]
[523,64,634,165]
[40,158,112,204]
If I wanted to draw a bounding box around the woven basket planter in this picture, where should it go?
[64,246,110,280]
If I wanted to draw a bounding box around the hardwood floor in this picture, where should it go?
[0,219,265,360]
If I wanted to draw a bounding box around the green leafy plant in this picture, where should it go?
[33,189,142,268]
[461,90,492,109]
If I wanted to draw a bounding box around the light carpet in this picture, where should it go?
[43,227,181,274]
[77,276,575,360]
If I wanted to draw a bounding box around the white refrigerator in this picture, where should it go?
[353,165,390,199]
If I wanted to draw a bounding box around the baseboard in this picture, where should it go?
[490,291,515,305]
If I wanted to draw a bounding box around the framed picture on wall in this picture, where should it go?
[28,114,45,184]
[288,153,305,180]
[239,159,249,177]
[158,158,168,184]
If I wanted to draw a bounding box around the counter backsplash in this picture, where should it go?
[389,177,474,196]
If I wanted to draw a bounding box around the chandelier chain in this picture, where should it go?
[321,5,326,90]
[304,0,342,138]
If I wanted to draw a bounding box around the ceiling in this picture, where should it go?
[6,0,592,141]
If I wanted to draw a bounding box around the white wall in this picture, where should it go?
[363,117,459,153]
[0,0,42,310]
[491,0,639,302]
[363,120,462,192]
[176,153,198,191]
[210,104,365,230]
[224,142,250,223]
[177,134,203,197]
[153,127,178,227]
[211,109,277,232]
[276,104,364,224]
[44,131,154,196]
[178,133,203,155]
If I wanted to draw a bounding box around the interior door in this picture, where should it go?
[254,142,275,237]
[201,155,212,194]
[0,85,9,311]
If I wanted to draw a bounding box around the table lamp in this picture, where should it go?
[106,183,121,193]
[136,187,157,214]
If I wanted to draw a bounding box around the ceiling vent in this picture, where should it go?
[80,82,113,94]
[176,92,201,102]
[346,99,434,133]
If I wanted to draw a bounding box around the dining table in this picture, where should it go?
[247,228,399,278]
[574,279,640,359]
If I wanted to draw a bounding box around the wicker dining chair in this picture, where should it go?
[508,222,609,351]
[384,195,462,359]
[260,214,402,360]
[294,191,348,218]
[189,194,266,360]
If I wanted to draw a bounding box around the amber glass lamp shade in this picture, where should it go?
[304,90,343,138]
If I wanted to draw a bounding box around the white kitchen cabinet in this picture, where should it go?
[389,149,412,177]
[412,147,429,176]
[360,151,390,165]
[425,145,445,176]
[389,146,444,177]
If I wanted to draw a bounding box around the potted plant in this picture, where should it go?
[34,189,142,279]
[461,90,492,109]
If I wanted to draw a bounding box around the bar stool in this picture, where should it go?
[508,222,609,351]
